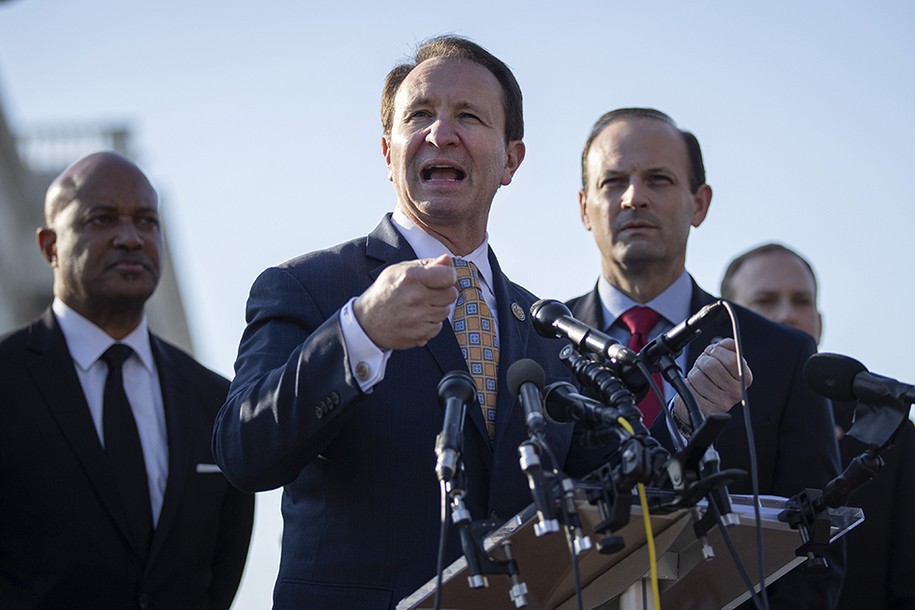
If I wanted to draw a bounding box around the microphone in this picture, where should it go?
[542,381,622,428]
[531,299,639,366]
[435,371,476,483]
[638,300,725,365]
[507,359,547,437]
[804,353,915,405]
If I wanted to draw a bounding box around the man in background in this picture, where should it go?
[0,151,254,609]
[568,108,843,607]
[722,242,915,609]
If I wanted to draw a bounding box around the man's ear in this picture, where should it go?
[381,135,394,182]
[36,227,58,267]
[500,140,526,186]
[578,189,592,231]
[691,184,713,228]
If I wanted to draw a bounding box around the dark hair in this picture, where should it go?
[720,242,819,300]
[381,35,523,143]
[580,107,705,193]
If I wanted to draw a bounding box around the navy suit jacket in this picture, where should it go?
[0,310,254,610]
[568,280,845,609]
[214,215,612,609]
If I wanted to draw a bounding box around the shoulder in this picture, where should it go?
[151,336,229,391]
[730,301,817,353]
[0,314,54,362]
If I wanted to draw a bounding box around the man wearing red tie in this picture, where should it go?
[566,108,844,608]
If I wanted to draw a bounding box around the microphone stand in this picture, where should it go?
[778,396,909,570]
[557,346,671,553]
[445,465,529,607]
[653,352,741,556]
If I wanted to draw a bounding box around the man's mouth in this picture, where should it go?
[421,165,466,182]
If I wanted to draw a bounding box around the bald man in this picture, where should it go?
[722,242,915,609]
[0,152,254,609]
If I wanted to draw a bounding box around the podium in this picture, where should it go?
[398,491,862,610]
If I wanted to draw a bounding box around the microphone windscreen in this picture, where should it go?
[803,353,868,401]
[507,358,546,396]
[529,299,572,338]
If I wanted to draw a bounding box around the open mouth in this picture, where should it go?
[421,165,466,182]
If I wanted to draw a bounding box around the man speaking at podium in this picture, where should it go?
[568,108,844,607]
[214,36,612,609]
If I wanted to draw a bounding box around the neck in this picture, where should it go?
[602,261,683,304]
[64,299,144,340]
[405,213,487,257]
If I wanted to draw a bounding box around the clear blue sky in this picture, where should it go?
[2,1,913,607]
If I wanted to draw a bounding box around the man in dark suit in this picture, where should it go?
[214,36,612,609]
[722,242,915,609]
[0,151,254,609]
[568,108,844,607]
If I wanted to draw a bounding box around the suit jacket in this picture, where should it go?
[214,215,613,609]
[568,280,845,609]
[834,405,915,609]
[0,310,254,610]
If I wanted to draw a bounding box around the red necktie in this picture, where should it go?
[620,306,664,426]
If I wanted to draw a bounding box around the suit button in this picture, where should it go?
[315,406,324,419]
[330,392,340,405]
[137,593,150,609]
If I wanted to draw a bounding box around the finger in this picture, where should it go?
[414,263,458,290]
[419,253,454,268]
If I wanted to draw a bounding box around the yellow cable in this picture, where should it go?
[618,417,661,610]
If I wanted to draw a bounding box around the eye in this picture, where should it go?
[599,176,625,189]
[137,216,159,229]
[647,173,674,185]
[405,109,432,122]
[88,214,115,226]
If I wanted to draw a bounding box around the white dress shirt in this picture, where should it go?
[53,298,169,525]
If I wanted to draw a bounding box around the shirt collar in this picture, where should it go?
[52,298,155,373]
[597,271,693,329]
[391,207,494,293]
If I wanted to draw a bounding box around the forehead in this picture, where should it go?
[587,117,690,175]
[737,251,817,294]
[63,163,158,215]
[394,57,505,117]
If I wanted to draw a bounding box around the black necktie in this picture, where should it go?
[101,344,152,556]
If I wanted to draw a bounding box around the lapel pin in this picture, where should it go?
[511,303,526,321]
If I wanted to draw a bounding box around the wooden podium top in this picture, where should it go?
[399,491,862,610]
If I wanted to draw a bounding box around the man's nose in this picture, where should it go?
[620,181,648,209]
[774,302,798,326]
[426,118,459,147]
[112,218,144,248]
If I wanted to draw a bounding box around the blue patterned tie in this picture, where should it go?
[452,258,499,439]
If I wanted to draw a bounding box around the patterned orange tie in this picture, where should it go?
[620,306,664,426]
[452,258,499,439]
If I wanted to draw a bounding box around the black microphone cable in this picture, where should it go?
[433,478,449,610]
[721,300,769,610]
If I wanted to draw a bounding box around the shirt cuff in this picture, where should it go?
[340,297,391,393]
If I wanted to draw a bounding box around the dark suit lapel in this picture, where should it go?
[570,284,606,329]
[26,310,142,557]
[366,215,487,441]
[145,336,192,566]
[489,249,531,449]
